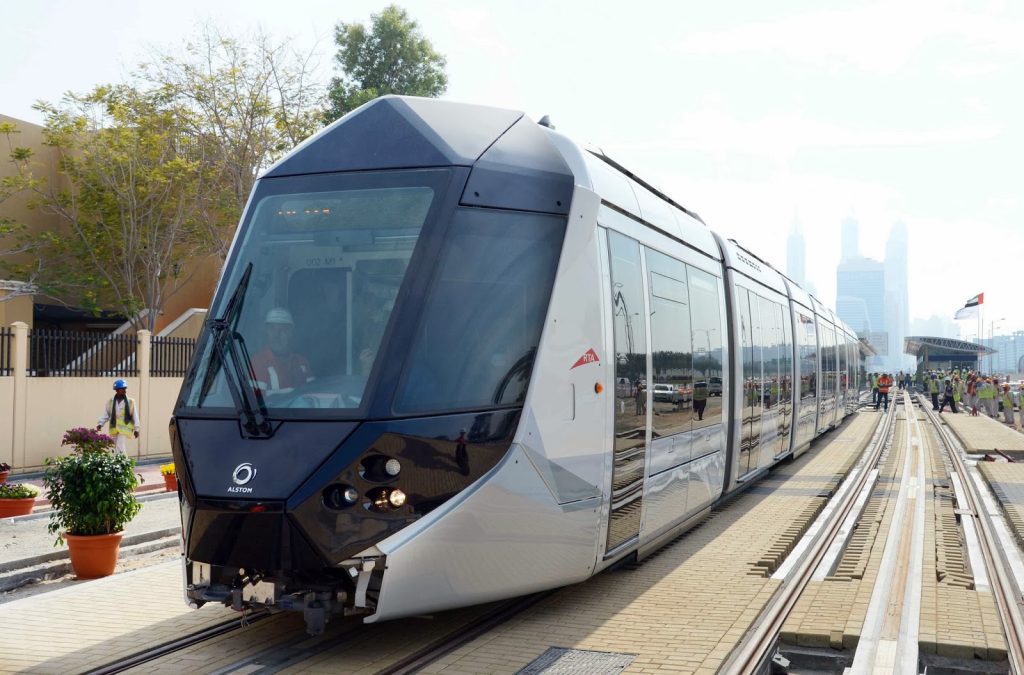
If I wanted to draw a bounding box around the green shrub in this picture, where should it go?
[43,451,142,545]
[0,482,39,499]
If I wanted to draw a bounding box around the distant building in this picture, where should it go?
[841,216,860,262]
[837,255,886,368]
[884,222,910,370]
[910,315,959,340]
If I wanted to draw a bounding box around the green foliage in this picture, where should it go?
[43,450,142,544]
[0,483,40,499]
[13,85,218,329]
[325,5,448,122]
[140,25,324,247]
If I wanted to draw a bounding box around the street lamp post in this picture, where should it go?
[989,318,1005,374]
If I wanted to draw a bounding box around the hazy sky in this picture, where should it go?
[4,0,1022,337]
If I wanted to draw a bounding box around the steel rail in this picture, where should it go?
[916,395,1024,674]
[376,591,554,675]
[720,397,898,674]
[84,609,274,675]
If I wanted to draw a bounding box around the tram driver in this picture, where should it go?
[251,307,315,394]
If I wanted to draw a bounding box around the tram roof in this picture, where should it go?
[904,336,996,356]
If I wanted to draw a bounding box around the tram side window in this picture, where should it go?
[798,312,817,400]
[780,305,794,402]
[646,248,692,439]
[687,266,723,428]
[394,208,566,413]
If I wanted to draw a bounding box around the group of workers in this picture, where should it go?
[921,369,1019,425]
[867,368,1020,426]
[865,369,1020,427]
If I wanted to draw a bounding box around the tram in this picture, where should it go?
[171,96,867,634]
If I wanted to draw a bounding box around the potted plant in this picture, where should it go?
[0,482,39,518]
[42,427,143,579]
[160,462,177,492]
[0,461,11,484]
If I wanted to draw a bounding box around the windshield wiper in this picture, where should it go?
[209,263,273,438]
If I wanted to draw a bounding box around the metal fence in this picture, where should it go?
[151,336,197,376]
[28,329,138,377]
[0,327,11,375]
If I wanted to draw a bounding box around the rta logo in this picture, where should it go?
[232,462,257,486]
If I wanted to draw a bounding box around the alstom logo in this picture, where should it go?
[232,462,257,485]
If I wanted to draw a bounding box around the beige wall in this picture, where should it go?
[0,377,12,469]
[154,257,220,334]
[17,376,180,469]
[0,115,66,279]
[2,325,186,472]
[0,292,33,326]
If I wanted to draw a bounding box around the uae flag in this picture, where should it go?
[954,293,983,320]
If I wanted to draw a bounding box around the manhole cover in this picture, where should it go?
[517,647,636,674]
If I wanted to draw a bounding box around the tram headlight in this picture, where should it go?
[323,484,360,510]
[384,459,401,476]
[369,487,408,511]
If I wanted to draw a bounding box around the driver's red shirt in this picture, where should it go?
[251,348,314,392]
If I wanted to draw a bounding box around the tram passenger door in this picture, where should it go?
[605,232,649,555]
[738,289,762,477]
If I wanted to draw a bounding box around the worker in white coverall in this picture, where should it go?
[96,378,141,454]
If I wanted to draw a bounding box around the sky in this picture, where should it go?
[3,0,1022,338]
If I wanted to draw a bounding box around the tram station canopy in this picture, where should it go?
[904,336,995,372]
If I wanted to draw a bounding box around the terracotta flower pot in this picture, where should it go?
[65,532,124,579]
[0,470,9,484]
[0,497,35,518]
[163,473,178,492]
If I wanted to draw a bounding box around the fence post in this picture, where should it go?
[137,329,151,458]
[10,322,28,470]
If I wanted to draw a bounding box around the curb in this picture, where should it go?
[0,525,182,575]
[8,489,177,523]
[0,534,181,595]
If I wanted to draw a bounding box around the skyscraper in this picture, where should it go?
[884,222,910,370]
[837,256,887,368]
[841,216,860,262]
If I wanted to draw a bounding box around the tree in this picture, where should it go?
[325,5,448,123]
[0,122,46,300]
[140,25,325,254]
[12,85,216,330]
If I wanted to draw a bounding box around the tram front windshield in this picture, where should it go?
[183,168,568,417]
[184,169,450,414]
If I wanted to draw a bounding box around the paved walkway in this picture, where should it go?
[0,561,235,673]
[941,411,1024,457]
[415,414,880,674]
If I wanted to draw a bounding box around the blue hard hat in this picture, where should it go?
[113,378,127,390]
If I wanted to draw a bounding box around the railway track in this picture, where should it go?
[724,391,1024,674]
[916,394,1024,674]
[76,396,1024,674]
[721,397,898,673]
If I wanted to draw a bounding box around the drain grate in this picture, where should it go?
[517,647,636,674]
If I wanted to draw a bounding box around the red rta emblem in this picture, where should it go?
[571,348,600,370]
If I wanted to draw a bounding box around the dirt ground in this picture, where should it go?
[0,545,181,604]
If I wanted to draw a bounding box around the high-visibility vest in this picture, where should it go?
[1002,392,1014,408]
[979,384,995,400]
[106,397,137,436]
[929,379,940,394]
[878,376,892,394]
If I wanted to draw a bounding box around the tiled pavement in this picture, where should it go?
[412,414,881,675]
